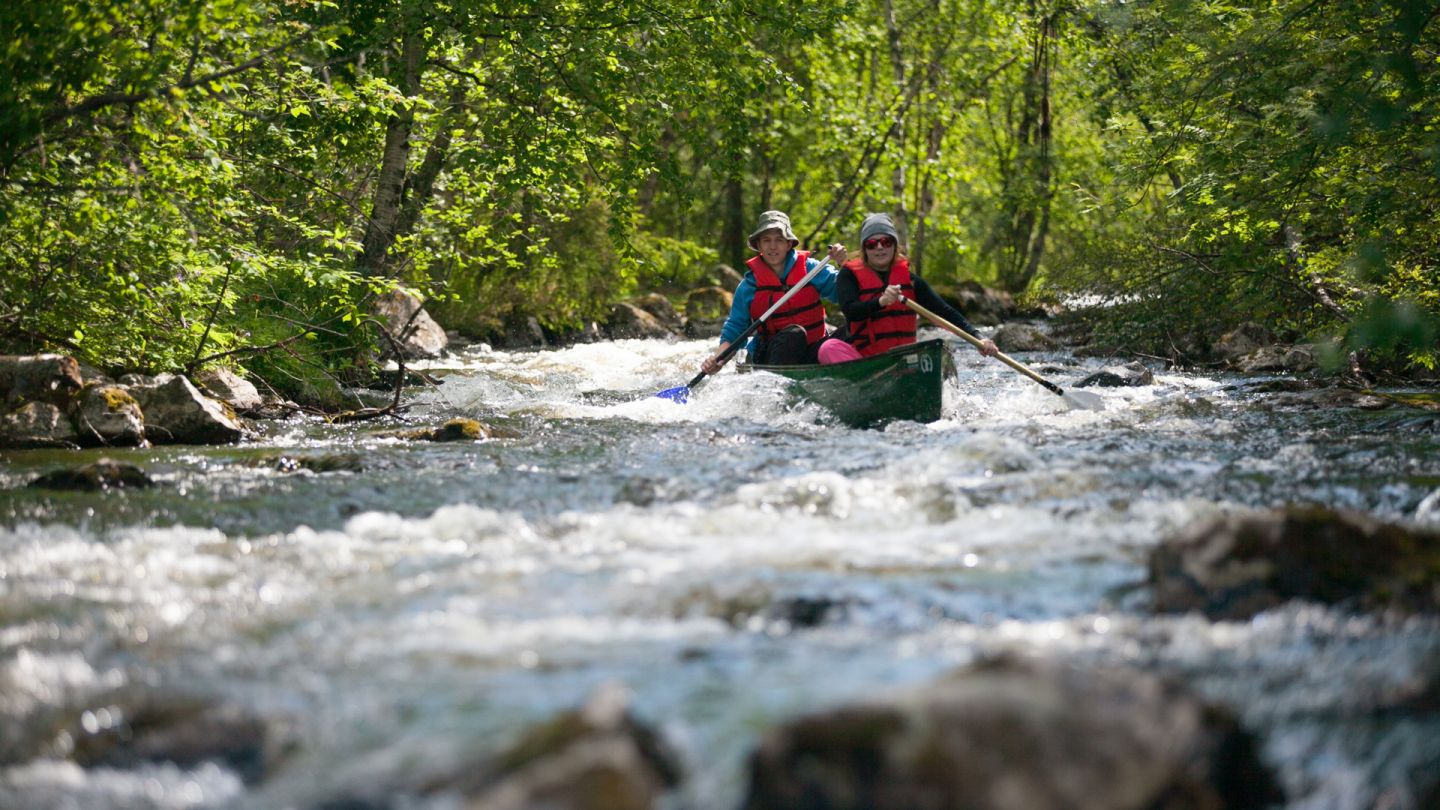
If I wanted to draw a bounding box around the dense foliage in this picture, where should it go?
[1,0,1436,391]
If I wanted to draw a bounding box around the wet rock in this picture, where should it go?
[386,417,491,442]
[69,696,280,784]
[1150,505,1440,619]
[129,375,245,444]
[683,286,733,338]
[708,264,744,289]
[991,323,1056,353]
[1236,344,1317,374]
[1281,344,1318,372]
[372,290,449,359]
[947,280,1015,327]
[0,354,84,408]
[742,655,1280,810]
[1076,361,1154,388]
[631,293,682,332]
[268,453,366,474]
[194,366,264,413]
[0,401,79,448]
[492,314,548,349]
[1418,489,1440,525]
[1263,387,1393,410]
[71,384,145,446]
[408,684,680,810]
[606,302,675,340]
[766,595,850,629]
[1235,345,1291,373]
[28,459,155,491]
[1215,323,1277,363]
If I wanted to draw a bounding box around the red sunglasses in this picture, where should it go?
[863,235,896,250]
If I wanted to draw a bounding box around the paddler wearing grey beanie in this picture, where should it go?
[826,212,999,361]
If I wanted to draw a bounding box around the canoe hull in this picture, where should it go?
[739,339,950,428]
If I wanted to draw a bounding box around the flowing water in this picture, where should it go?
[2,333,1440,809]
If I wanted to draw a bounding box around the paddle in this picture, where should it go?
[656,256,834,403]
[901,297,1105,411]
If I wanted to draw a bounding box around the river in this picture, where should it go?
[2,333,1439,809]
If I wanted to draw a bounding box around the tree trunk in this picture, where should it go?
[882,0,911,245]
[357,23,424,277]
[722,174,746,271]
[993,6,1055,293]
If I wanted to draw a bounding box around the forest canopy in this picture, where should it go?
[1,0,1436,394]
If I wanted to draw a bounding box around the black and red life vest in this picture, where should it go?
[844,257,916,357]
[746,251,826,344]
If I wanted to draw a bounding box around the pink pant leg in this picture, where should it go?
[818,339,864,364]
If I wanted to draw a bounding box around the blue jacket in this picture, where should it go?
[719,250,840,349]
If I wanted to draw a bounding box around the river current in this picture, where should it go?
[2,332,1439,809]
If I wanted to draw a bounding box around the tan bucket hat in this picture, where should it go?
[747,210,799,250]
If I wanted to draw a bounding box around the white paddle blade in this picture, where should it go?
[1062,389,1105,411]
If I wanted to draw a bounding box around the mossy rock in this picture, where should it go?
[29,459,155,491]
[385,417,491,442]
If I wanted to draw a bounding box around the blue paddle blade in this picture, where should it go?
[655,385,690,403]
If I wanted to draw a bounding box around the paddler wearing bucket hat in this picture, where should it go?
[700,210,849,376]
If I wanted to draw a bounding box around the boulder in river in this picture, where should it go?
[128,374,245,444]
[372,289,449,359]
[1150,505,1440,619]
[1076,361,1154,388]
[741,654,1280,810]
[28,459,155,491]
[991,323,1056,353]
[0,354,84,408]
[606,302,675,340]
[72,383,145,446]
[445,684,681,810]
[195,366,265,413]
[0,401,79,448]
[1215,323,1277,364]
[932,281,1014,327]
[68,694,282,785]
[631,293,683,332]
[683,287,733,338]
[1418,488,1440,525]
[386,417,491,442]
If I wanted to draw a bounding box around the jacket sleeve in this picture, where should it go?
[807,257,841,303]
[913,277,981,338]
[719,277,757,345]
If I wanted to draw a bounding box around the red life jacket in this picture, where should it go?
[746,251,826,343]
[844,257,916,357]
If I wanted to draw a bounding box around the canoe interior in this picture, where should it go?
[739,339,951,428]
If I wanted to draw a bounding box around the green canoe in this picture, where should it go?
[738,339,952,428]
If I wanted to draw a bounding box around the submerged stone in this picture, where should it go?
[991,323,1056,352]
[1076,360,1154,388]
[1150,505,1440,619]
[385,417,491,442]
[70,696,279,784]
[28,459,155,491]
[742,655,1280,810]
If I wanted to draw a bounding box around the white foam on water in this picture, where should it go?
[0,759,243,810]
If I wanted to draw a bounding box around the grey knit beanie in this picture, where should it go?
[859,213,899,245]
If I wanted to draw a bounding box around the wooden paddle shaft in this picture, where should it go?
[902,298,1065,396]
[683,255,837,389]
